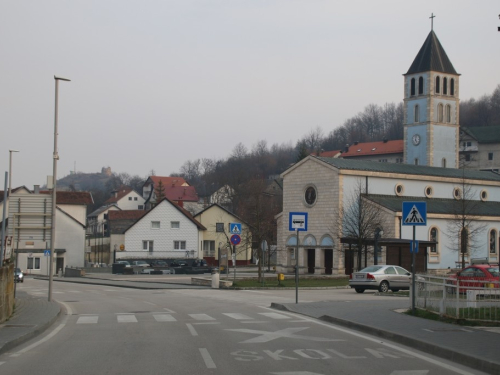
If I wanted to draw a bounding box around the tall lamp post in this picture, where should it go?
[48,76,70,302]
[8,150,20,197]
[1,150,19,266]
[374,228,383,266]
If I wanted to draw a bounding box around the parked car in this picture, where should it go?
[447,264,499,293]
[131,260,150,268]
[14,268,24,283]
[170,259,189,267]
[349,265,416,293]
[150,260,169,267]
[117,261,132,268]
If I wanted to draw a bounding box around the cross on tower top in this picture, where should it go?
[430,13,436,30]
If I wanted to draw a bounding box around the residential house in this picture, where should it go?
[142,176,199,212]
[108,210,147,263]
[104,186,145,210]
[194,204,252,266]
[460,126,500,172]
[116,198,206,261]
[320,140,404,164]
[86,204,120,235]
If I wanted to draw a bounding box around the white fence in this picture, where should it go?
[415,274,500,322]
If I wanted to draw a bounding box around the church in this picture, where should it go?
[275,28,500,275]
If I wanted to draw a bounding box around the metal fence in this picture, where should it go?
[415,274,500,322]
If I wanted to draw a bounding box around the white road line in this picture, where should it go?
[153,314,177,322]
[259,306,475,375]
[143,301,156,306]
[241,321,268,324]
[10,323,66,357]
[117,315,137,323]
[189,314,215,321]
[186,323,198,336]
[193,322,220,325]
[223,313,253,320]
[259,312,290,319]
[199,348,216,369]
[163,308,176,313]
[77,316,98,324]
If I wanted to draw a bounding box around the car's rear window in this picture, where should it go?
[359,266,383,273]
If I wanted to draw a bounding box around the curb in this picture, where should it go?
[34,277,204,290]
[0,303,61,356]
[271,303,500,375]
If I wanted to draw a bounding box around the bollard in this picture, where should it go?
[211,270,220,289]
[58,268,63,277]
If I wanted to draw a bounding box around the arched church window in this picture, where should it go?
[490,229,497,253]
[414,158,419,165]
[450,78,455,96]
[429,227,439,254]
[410,78,415,96]
[418,77,424,95]
[442,158,447,168]
[446,105,451,123]
[414,105,419,122]
[443,77,448,95]
[438,103,444,122]
[435,76,440,93]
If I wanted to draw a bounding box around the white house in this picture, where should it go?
[117,198,206,261]
[104,186,145,210]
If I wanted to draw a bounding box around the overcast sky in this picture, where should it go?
[1,1,499,189]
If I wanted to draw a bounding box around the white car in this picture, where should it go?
[131,261,150,268]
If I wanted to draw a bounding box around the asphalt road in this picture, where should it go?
[0,279,488,375]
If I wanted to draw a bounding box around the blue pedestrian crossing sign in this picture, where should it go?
[44,250,51,257]
[402,202,427,226]
[229,223,242,234]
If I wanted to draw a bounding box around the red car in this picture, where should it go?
[447,264,499,293]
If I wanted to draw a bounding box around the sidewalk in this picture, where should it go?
[272,298,500,375]
[0,291,60,355]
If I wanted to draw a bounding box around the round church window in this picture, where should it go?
[304,186,317,206]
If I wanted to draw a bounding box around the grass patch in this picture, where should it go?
[232,277,349,288]
[404,308,500,326]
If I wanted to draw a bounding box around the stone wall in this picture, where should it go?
[0,264,15,324]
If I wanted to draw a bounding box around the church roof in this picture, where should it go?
[405,30,458,75]
[314,156,500,182]
[366,194,500,218]
[462,126,500,144]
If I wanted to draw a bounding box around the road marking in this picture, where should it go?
[226,327,344,344]
[77,316,98,324]
[193,322,220,325]
[391,371,429,375]
[10,323,66,357]
[153,314,177,322]
[259,312,290,320]
[0,362,5,366]
[186,323,198,336]
[259,307,475,375]
[117,315,137,323]
[241,321,268,324]
[199,348,216,368]
[163,308,176,313]
[223,313,253,320]
[189,314,215,321]
[143,301,156,306]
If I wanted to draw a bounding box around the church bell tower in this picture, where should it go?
[403,26,460,168]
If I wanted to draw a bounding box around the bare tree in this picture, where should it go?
[446,171,487,268]
[338,180,386,270]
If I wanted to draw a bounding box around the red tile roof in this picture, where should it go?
[40,191,93,205]
[148,176,189,187]
[318,150,341,158]
[339,140,404,157]
[164,186,198,202]
[108,210,147,221]
[104,186,133,204]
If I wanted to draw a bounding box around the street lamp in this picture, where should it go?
[8,150,20,197]
[48,75,70,302]
[374,228,384,266]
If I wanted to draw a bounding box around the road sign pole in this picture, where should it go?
[295,229,299,304]
[412,226,416,314]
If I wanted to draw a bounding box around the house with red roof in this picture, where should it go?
[320,140,404,164]
[104,186,145,210]
[142,176,199,210]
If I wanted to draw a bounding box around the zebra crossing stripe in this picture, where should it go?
[77,316,98,324]
[189,314,216,321]
[258,312,290,319]
[117,315,138,323]
[222,313,253,320]
[153,314,177,322]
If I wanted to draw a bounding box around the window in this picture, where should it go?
[203,240,215,256]
[27,257,41,270]
[442,158,447,168]
[438,103,444,122]
[490,230,497,253]
[395,183,404,196]
[410,78,415,96]
[489,152,494,161]
[379,159,388,163]
[134,197,138,201]
[414,105,419,122]
[414,158,419,165]
[151,221,160,229]
[453,187,462,199]
[384,267,397,275]
[138,205,144,210]
[463,141,471,148]
[216,223,224,233]
[143,241,154,251]
[418,76,424,95]
[429,227,438,253]
[396,158,403,163]
[435,76,440,93]
[450,78,455,96]
[465,154,471,162]
[174,241,186,250]
[128,197,132,201]
[446,105,451,123]
[171,221,180,229]
[425,186,433,197]
[443,77,448,95]
[480,190,488,201]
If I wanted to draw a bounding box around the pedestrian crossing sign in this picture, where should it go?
[229,223,242,234]
[402,202,427,226]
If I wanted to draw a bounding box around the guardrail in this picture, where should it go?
[414,274,500,322]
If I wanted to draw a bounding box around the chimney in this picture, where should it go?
[177,200,184,208]
[183,187,186,196]
[345,144,349,152]
[383,138,388,143]
[34,185,40,194]
[354,141,359,145]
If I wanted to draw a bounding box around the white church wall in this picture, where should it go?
[406,98,428,124]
